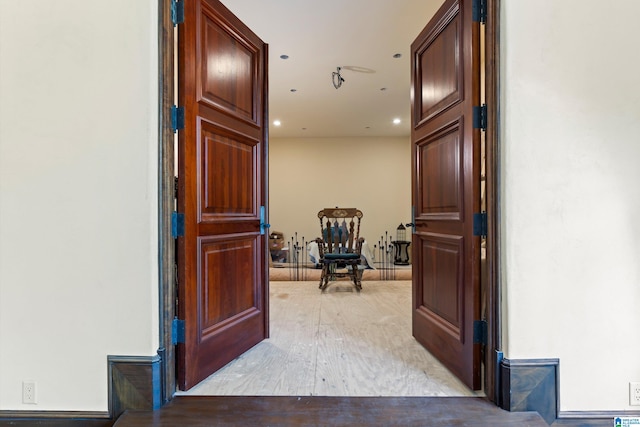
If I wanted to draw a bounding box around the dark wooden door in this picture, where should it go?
[410,0,482,390]
[177,0,268,391]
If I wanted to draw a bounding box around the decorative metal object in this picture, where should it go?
[332,67,345,89]
[392,224,411,265]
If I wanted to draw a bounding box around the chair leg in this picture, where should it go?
[350,264,362,292]
[319,264,328,290]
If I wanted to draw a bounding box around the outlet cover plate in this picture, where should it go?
[22,381,36,404]
[631,382,640,406]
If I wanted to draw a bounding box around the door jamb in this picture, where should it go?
[483,0,501,404]
[158,0,176,404]
[156,0,501,404]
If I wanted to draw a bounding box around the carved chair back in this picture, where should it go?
[317,208,363,254]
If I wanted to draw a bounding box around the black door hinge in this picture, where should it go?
[171,105,184,133]
[172,318,185,345]
[473,320,487,345]
[171,212,184,238]
[473,0,487,24]
[171,0,184,26]
[473,104,487,131]
[473,212,487,237]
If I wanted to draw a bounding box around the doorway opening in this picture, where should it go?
[158,0,500,405]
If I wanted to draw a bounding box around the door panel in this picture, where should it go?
[198,10,258,123]
[419,122,463,219]
[199,120,257,217]
[417,17,462,123]
[420,235,463,328]
[178,0,268,391]
[411,0,481,390]
[199,235,258,327]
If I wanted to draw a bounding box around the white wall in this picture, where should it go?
[0,0,159,411]
[269,137,412,253]
[502,0,640,411]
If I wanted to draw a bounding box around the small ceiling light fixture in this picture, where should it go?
[280,54,289,59]
[393,118,401,125]
[290,88,297,92]
[393,53,402,59]
[332,67,345,89]
[273,120,281,126]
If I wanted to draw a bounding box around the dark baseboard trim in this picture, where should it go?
[0,411,109,418]
[500,358,640,425]
[559,411,640,418]
[553,411,640,426]
[500,358,559,425]
[0,411,112,426]
[108,354,163,419]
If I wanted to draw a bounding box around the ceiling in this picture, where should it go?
[219,0,444,138]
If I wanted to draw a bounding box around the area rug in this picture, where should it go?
[269,266,411,281]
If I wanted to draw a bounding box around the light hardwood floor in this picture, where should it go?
[178,280,479,397]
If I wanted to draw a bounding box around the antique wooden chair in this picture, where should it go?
[315,208,364,291]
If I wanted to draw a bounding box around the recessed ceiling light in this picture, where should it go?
[280,54,289,59]
[393,53,402,59]
[273,120,281,126]
[393,118,401,125]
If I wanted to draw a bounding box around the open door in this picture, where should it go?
[176,0,269,390]
[410,0,482,390]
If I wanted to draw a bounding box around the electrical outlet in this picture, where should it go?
[631,382,640,406]
[22,381,36,404]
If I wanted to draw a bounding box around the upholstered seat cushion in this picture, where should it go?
[323,253,360,260]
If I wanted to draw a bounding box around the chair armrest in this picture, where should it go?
[355,237,365,255]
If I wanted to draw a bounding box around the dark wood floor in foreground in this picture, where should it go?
[114,396,547,427]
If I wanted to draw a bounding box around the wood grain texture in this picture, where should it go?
[108,356,162,418]
[177,281,475,397]
[114,396,548,426]
[158,0,177,404]
[177,0,268,390]
[483,0,501,403]
[411,0,482,391]
[500,358,559,425]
